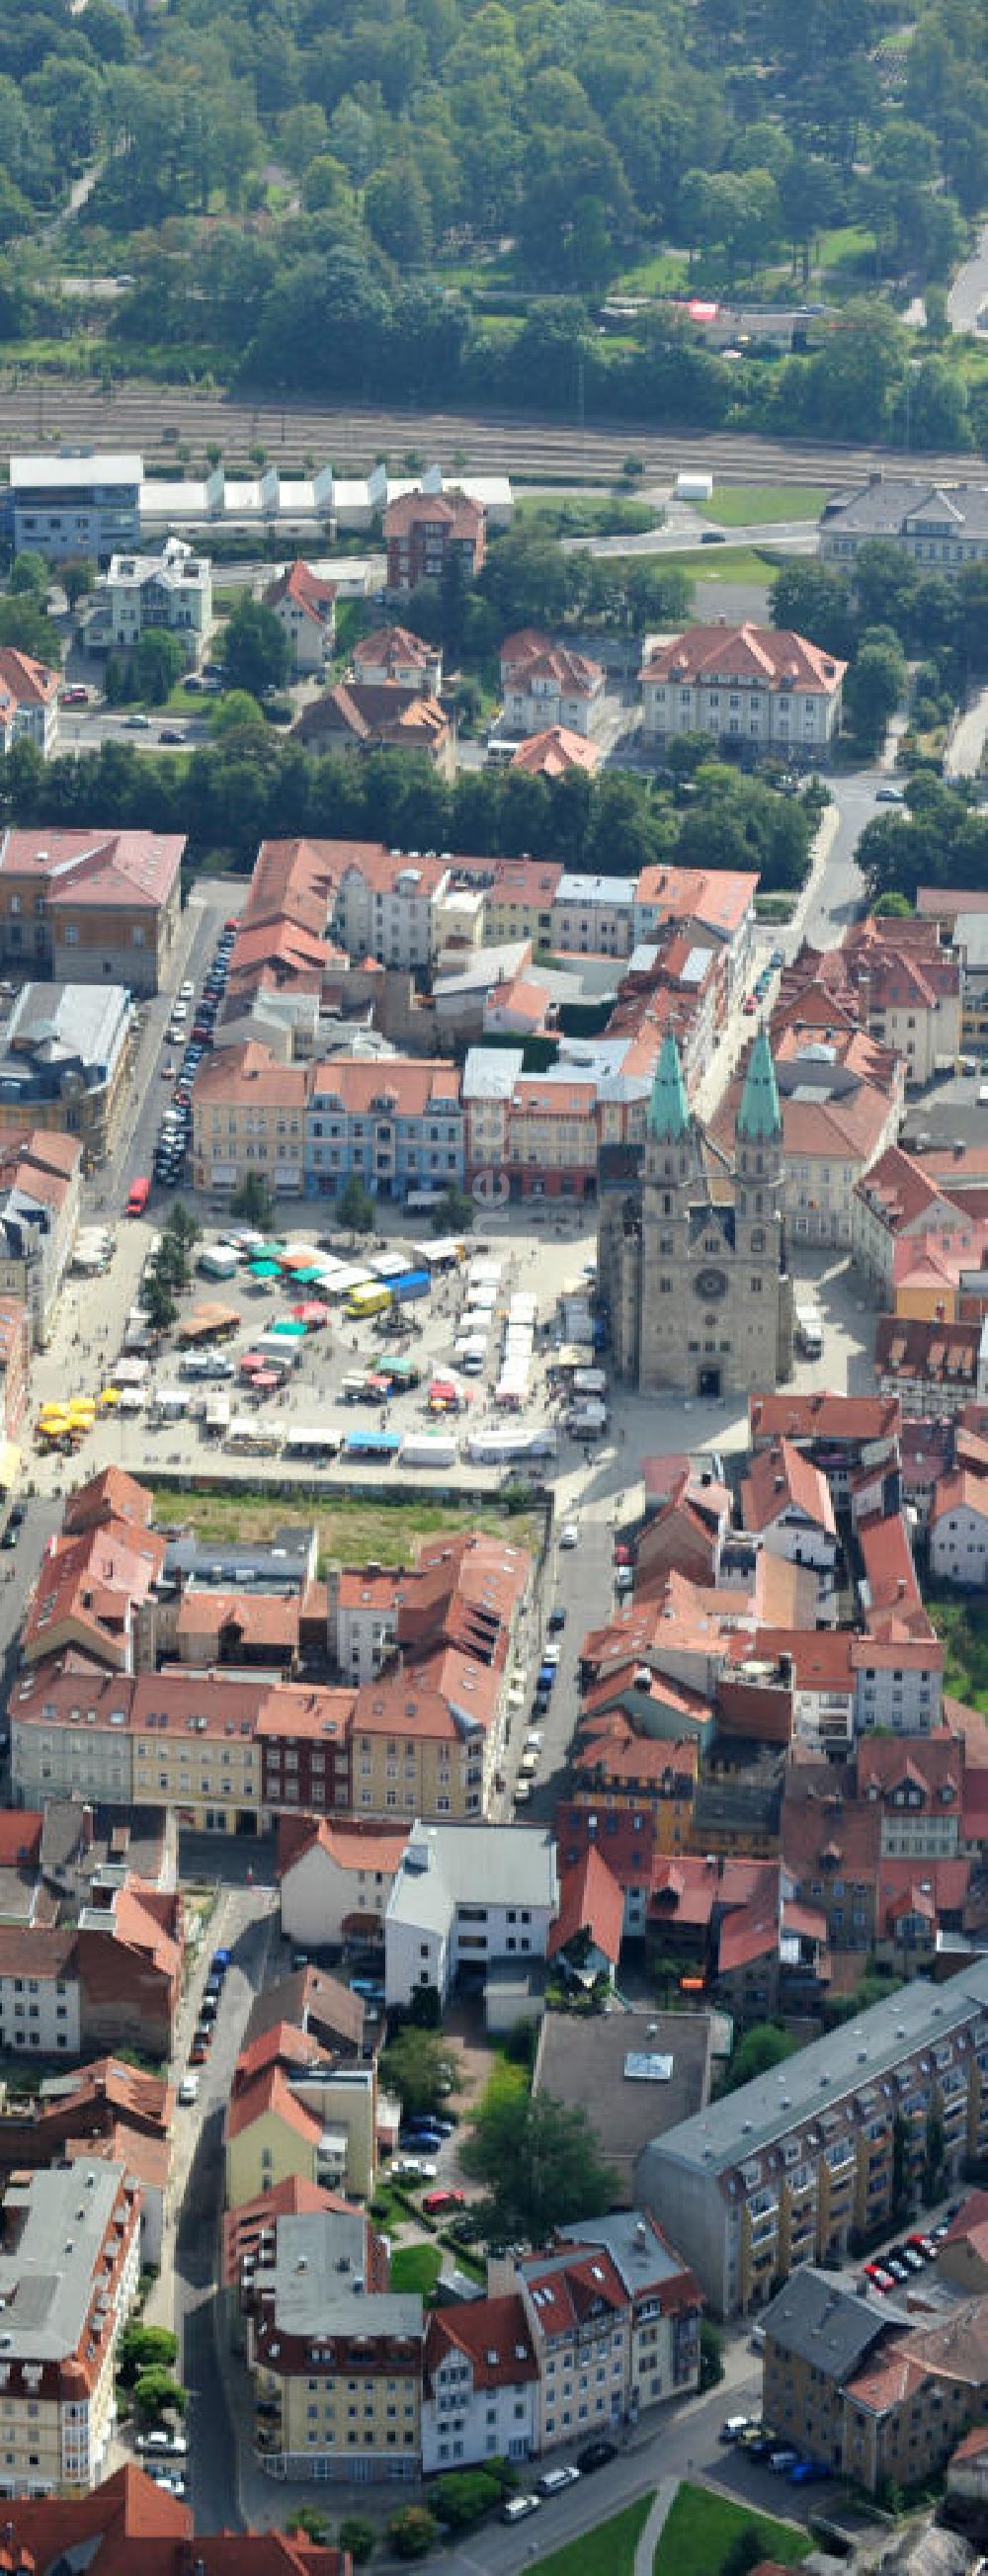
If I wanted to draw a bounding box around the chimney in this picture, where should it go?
[81,1806,94,1850]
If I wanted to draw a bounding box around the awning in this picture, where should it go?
[0,1442,20,1491]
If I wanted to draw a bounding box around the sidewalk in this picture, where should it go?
[633,2478,679,2576]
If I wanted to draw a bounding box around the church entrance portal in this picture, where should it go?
[698,1365,721,1398]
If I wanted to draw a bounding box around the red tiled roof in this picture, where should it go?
[642,622,846,696]
[424,2292,537,2394]
[0,829,184,910]
[222,2175,348,2286]
[634,862,759,941]
[511,727,602,777]
[265,559,337,625]
[749,1392,902,1447]
[225,2061,324,2146]
[741,1438,836,1537]
[548,1846,623,1966]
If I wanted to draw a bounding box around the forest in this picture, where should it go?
[1,0,987,440]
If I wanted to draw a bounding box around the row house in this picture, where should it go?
[764,2267,988,2500]
[875,1312,987,1414]
[279,1820,409,1953]
[304,1057,463,1203]
[931,1464,988,1586]
[853,1140,978,1306]
[712,1021,902,1249]
[501,2211,700,2451]
[191,1045,463,1204]
[631,863,758,1013]
[641,623,845,755]
[638,1957,988,2317]
[330,848,453,972]
[0,2463,354,2571]
[382,1820,558,2011]
[549,874,636,960]
[0,1128,82,1349]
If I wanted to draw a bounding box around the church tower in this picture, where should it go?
[638,1031,702,1387]
[733,1025,793,1383]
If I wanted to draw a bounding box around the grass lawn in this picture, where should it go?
[615,248,691,293]
[535,2494,654,2576]
[389,2242,442,2298]
[698,484,832,527]
[149,1486,541,1572]
[606,543,779,589]
[515,495,659,538]
[653,2483,812,2576]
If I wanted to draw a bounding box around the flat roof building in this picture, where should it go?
[637,1957,988,2316]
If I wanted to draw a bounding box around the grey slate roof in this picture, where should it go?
[760,2267,899,2374]
[647,1955,988,2177]
[824,477,988,539]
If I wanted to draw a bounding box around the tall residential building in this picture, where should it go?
[0,2158,141,2494]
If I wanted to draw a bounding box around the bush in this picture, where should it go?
[429,2468,511,2530]
[339,2519,374,2565]
[387,2507,437,2558]
[700,2319,724,2391]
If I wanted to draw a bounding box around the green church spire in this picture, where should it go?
[736,1025,782,1141]
[648,1029,690,1141]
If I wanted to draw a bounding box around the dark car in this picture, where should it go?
[547,1608,566,1632]
[700,529,726,543]
[576,2441,617,2473]
[159,727,185,744]
[1,1524,18,1549]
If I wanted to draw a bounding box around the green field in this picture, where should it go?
[698,485,832,527]
[607,543,779,588]
[535,2494,654,2576]
[653,2483,812,2576]
[149,1485,542,1572]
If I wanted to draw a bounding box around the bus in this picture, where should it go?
[125,1176,150,1217]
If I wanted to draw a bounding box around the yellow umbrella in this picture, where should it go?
[68,1398,97,1417]
[98,1386,121,1408]
[39,1406,69,1425]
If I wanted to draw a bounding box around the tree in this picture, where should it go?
[700,2319,724,2392]
[844,638,907,752]
[722,2534,775,2576]
[380,2027,457,2119]
[210,690,266,736]
[338,1172,375,1234]
[133,2371,187,2421]
[387,2509,436,2560]
[0,594,62,666]
[460,2090,619,2245]
[923,2109,945,2208]
[117,2325,178,2386]
[721,2024,799,2093]
[141,1268,178,1335]
[63,561,96,611]
[9,551,48,598]
[230,1171,275,1230]
[872,891,913,916]
[431,1183,473,1236]
[892,2109,909,2212]
[221,597,290,700]
[338,2522,374,2566]
[134,628,187,706]
[288,2511,327,2544]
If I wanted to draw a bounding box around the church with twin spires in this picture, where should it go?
[599,1026,793,1399]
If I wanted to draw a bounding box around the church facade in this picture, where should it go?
[599,1027,793,1399]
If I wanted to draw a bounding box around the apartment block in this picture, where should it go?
[637,1960,988,2316]
[549,874,636,960]
[499,632,606,739]
[304,1057,463,1202]
[279,1821,409,1952]
[383,489,485,594]
[0,2158,141,2495]
[422,2293,537,2473]
[0,1129,82,1349]
[248,2205,422,2482]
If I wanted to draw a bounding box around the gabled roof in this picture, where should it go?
[264,559,336,625]
[424,2291,537,2394]
[548,1846,623,1966]
[225,2061,325,2146]
[643,622,846,695]
[741,1438,836,1537]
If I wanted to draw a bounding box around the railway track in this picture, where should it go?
[1,375,982,488]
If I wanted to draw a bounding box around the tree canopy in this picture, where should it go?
[459,2088,619,2244]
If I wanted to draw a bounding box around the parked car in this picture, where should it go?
[770,2449,800,2473]
[537,2465,580,2494]
[503,2496,540,2525]
[720,2417,756,2445]
[790,2459,830,2485]
[547,1608,566,1631]
[178,2074,199,2106]
[576,2440,617,2473]
[559,1522,579,1548]
[422,2189,465,2216]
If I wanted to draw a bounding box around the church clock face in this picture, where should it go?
[695,1266,727,1301]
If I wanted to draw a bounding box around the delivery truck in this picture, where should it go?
[794,1301,824,1359]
